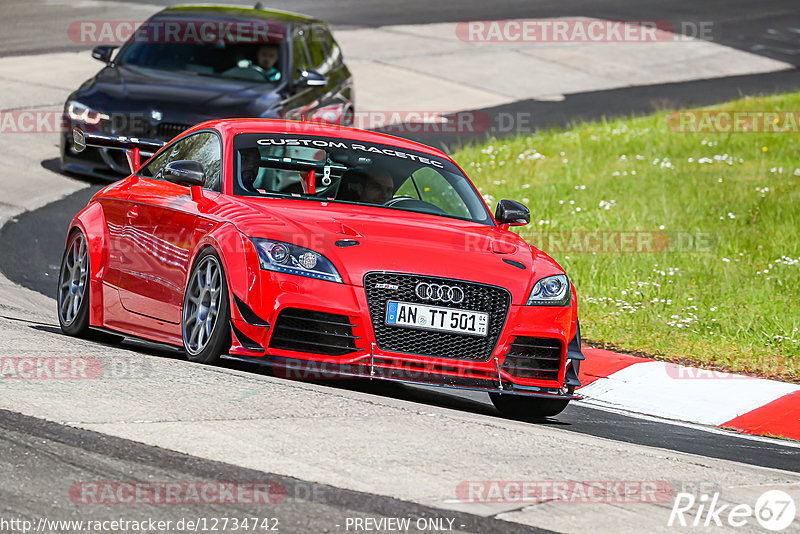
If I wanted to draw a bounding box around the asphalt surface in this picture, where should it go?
[0,409,545,534]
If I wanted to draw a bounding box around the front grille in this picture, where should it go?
[269,308,358,356]
[107,121,188,141]
[156,122,189,141]
[502,337,562,380]
[364,272,511,361]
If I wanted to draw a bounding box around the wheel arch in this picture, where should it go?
[187,223,260,324]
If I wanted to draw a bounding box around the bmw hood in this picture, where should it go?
[73,65,280,117]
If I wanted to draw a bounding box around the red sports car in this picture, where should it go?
[58,120,584,417]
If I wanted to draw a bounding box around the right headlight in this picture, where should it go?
[526,274,570,306]
[251,238,342,283]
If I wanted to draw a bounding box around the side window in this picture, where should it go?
[398,168,471,218]
[170,132,222,191]
[307,27,327,73]
[292,30,311,82]
[316,27,341,69]
[137,144,178,179]
[137,133,221,191]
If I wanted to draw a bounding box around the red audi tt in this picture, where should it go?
[58,120,584,418]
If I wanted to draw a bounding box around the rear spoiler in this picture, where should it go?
[72,128,166,174]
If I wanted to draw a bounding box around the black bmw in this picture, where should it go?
[61,5,354,180]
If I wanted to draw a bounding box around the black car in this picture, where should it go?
[61,5,354,180]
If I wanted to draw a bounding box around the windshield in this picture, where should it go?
[232,133,493,224]
[114,19,285,83]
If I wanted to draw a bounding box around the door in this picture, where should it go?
[118,131,222,323]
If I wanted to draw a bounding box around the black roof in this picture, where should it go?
[152,5,322,27]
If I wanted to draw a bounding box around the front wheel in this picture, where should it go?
[182,249,231,364]
[489,392,571,419]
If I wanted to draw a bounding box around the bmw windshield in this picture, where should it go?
[113,18,286,83]
[232,133,493,225]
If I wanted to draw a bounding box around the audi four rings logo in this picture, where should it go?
[415,283,466,304]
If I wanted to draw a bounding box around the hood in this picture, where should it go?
[74,65,280,119]
[218,197,566,304]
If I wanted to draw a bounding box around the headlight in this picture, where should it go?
[527,275,570,306]
[66,100,109,126]
[252,238,342,283]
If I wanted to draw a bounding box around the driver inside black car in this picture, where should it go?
[226,43,281,82]
[253,44,281,81]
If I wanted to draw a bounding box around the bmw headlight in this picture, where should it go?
[252,238,342,283]
[66,100,109,126]
[527,275,570,306]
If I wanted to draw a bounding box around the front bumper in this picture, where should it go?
[225,269,583,400]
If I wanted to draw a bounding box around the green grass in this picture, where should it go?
[454,92,800,381]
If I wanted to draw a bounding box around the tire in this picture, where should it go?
[57,230,91,336]
[490,391,571,419]
[182,249,231,364]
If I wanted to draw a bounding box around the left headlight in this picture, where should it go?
[252,238,342,283]
[66,100,109,126]
[527,274,570,306]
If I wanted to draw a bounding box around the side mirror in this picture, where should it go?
[163,160,206,187]
[295,69,327,88]
[91,45,117,64]
[495,199,530,225]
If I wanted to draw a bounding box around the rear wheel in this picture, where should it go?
[57,230,91,336]
[490,391,571,419]
[182,249,231,364]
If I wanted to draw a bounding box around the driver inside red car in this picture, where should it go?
[239,147,262,191]
[356,169,394,204]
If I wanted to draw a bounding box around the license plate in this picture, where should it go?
[385,301,488,337]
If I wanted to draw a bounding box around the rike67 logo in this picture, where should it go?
[669,490,796,531]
